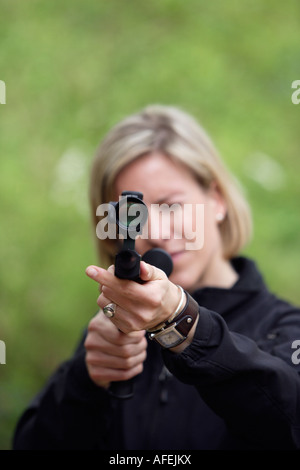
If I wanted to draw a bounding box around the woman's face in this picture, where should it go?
[114,152,228,292]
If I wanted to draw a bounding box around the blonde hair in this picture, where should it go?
[90,105,252,267]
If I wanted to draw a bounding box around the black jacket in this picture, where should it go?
[13,257,300,450]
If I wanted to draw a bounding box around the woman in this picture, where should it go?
[13,105,300,450]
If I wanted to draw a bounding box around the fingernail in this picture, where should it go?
[86,267,98,278]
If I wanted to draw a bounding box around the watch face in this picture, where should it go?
[155,326,185,348]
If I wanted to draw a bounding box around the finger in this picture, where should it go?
[90,264,115,293]
[86,265,136,292]
[85,327,147,353]
[86,265,146,308]
[97,296,129,334]
[100,284,140,313]
[87,313,146,345]
[139,261,167,282]
[86,347,147,370]
[97,291,113,311]
[107,264,115,274]
[87,361,144,385]
[86,265,114,284]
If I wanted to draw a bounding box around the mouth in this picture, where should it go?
[169,250,185,262]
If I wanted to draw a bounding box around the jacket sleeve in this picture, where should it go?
[162,306,300,449]
[13,336,113,450]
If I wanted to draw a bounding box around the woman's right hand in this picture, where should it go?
[84,311,148,389]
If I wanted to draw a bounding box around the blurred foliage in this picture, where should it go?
[0,0,299,450]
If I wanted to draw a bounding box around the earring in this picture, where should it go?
[216,213,224,222]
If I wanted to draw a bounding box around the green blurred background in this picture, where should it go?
[0,0,299,450]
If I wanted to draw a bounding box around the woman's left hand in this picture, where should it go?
[85,261,181,334]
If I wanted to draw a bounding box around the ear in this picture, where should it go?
[208,181,227,223]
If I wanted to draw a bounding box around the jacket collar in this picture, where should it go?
[191,257,266,316]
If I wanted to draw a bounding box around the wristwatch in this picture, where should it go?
[147,291,199,348]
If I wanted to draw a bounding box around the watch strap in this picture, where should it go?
[148,291,199,347]
[172,292,199,337]
[149,290,198,334]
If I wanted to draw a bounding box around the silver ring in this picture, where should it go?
[103,303,116,318]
